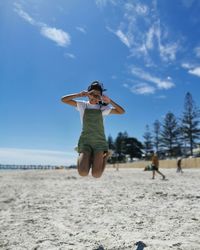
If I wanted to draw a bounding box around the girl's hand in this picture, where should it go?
[79,91,88,97]
[102,95,110,104]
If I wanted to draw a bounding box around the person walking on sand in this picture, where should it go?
[151,152,166,180]
[61,81,125,178]
[176,157,183,173]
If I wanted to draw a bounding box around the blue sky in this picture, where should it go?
[1,0,200,165]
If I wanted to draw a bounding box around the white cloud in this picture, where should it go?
[156,95,166,99]
[0,148,76,166]
[107,27,132,48]
[64,53,76,59]
[181,62,200,77]
[159,42,178,62]
[96,0,108,8]
[135,3,149,15]
[95,0,117,8]
[14,3,71,47]
[146,26,155,49]
[131,83,155,95]
[145,23,178,62]
[105,1,179,64]
[124,2,149,16]
[135,44,148,57]
[14,3,35,25]
[181,62,193,69]
[76,26,87,34]
[123,82,155,95]
[115,29,131,48]
[194,46,200,58]
[188,67,200,77]
[130,67,175,90]
[40,26,70,47]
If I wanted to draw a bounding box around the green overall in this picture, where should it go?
[78,108,108,154]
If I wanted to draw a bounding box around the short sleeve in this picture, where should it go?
[102,106,112,116]
[76,100,86,112]
[76,100,86,124]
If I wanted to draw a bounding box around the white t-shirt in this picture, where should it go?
[76,100,112,124]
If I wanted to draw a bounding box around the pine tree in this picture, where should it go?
[153,120,161,153]
[114,131,128,161]
[160,112,180,157]
[107,135,115,150]
[181,92,200,156]
[123,137,143,160]
[143,125,153,157]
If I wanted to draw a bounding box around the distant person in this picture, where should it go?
[111,152,119,171]
[113,160,119,171]
[176,157,183,173]
[61,81,125,178]
[151,152,166,179]
[144,152,166,179]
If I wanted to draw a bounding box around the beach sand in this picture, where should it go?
[0,168,200,250]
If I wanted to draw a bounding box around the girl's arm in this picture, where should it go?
[61,91,88,107]
[102,95,125,114]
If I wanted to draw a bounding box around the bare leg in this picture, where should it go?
[152,170,156,179]
[156,170,165,179]
[77,151,91,177]
[91,151,104,178]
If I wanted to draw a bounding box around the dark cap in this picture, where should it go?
[87,81,106,95]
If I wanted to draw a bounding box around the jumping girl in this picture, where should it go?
[61,81,125,178]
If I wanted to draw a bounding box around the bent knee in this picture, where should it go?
[78,170,89,177]
[78,167,90,177]
[92,170,103,178]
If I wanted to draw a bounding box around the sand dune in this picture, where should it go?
[0,168,200,250]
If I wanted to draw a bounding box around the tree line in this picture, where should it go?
[107,92,200,163]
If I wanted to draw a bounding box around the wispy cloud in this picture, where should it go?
[14,3,71,47]
[130,67,175,90]
[159,41,178,62]
[0,148,76,165]
[106,27,132,48]
[104,1,179,64]
[181,62,193,69]
[76,26,87,34]
[124,2,149,17]
[155,95,167,99]
[40,26,70,47]
[134,3,149,15]
[188,67,200,77]
[96,0,108,8]
[137,22,178,63]
[115,29,131,48]
[14,2,36,25]
[194,46,200,58]
[182,62,200,77]
[124,82,155,95]
[95,0,118,8]
[64,53,76,59]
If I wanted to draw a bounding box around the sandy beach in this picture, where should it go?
[0,168,200,250]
